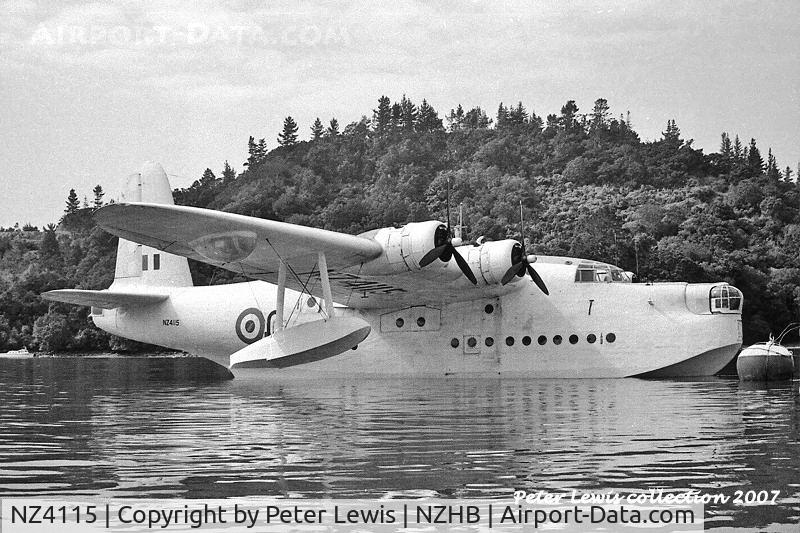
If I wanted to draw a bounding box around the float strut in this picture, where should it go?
[318,251,335,318]
[276,260,287,332]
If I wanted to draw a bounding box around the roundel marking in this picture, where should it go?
[235,308,265,344]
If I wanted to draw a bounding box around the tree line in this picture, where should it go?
[1,94,798,352]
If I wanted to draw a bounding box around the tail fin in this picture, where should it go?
[112,162,193,288]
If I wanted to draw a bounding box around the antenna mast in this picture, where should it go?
[455,203,463,241]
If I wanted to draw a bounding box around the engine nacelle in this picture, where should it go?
[360,221,461,279]
[360,221,528,287]
[463,239,524,285]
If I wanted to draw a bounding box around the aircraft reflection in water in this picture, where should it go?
[44,163,743,377]
[1,362,798,533]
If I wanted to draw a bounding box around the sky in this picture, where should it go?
[0,0,798,228]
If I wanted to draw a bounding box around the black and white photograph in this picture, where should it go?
[0,1,798,531]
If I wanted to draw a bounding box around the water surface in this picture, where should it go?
[0,356,798,531]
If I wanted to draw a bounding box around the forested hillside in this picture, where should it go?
[1,96,798,352]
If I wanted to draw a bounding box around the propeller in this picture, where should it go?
[500,242,549,294]
[500,201,549,295]
[419,176,478,285]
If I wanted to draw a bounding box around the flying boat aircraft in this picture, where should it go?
[43,163,743,377]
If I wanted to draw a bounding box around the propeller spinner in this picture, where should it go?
[500,240,549,295]
[419,223,478,285]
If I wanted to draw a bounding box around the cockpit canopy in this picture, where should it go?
[710,285,742,313]
[574,262,633,283]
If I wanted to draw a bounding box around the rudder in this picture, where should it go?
[112,162,193,288]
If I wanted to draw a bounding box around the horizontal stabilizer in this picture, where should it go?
[42,289,169,309]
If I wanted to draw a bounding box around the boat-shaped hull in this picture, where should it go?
[91,269,744,379]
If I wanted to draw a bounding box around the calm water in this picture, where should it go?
[0,356,798,531]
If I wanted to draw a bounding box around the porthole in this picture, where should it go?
[553,335,562,345]
[351,345,358,350]
[522,336,531,346]
[606,332,616,343]
[485,337,494,347]
[395,318,404,328]
[244,320,256,333]
[307,297,316,308]
[587,333,597,344]
[467,337,477,348]
[505,336,515,346]
[451,338,460,348]
[569,334,579,345]
[537,335,547,345]
[417,317,426,327]
[484,304,494,314]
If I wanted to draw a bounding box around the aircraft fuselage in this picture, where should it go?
[92,258,743,378]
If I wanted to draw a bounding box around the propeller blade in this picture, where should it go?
[452,247,478,285]
[526,264,549,295]
[419,243,449,267]
[501,262,526,285]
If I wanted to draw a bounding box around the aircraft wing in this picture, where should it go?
[42,289,169,309]
[94,203,519,309]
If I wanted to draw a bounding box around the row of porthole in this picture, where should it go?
[451,333,617,349]
[396,317,426,328]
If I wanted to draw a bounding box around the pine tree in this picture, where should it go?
[528,109,543,132]
[399,95,417,131]
[310,117,324,140]
[545,113,559,132]
[720,132,733,159]
[733,135,743,160]
[373,96,392,135]
[766,148,780,181]
[244,136,264,168]
[246,136,255,165]
[64,189,80,215]
[447,104,465,131]
[277,116,299,146]
[39,223,61,266]
[507,101,528,126]
[590,98,610,132]
[199,168,217,186]
[496,102,508,129]
[463,106,490,129]
[390,102,402,131]
[747,138,763,174]
[559,100,579,131]
[326,118,339,137]
[222,160,236,184]
[92,184,104,208]
[784,166,794,182]
[256,138,267,162]
[662,119,682,147]
[416,99,442,133]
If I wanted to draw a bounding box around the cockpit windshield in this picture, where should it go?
[710,285,742,313]
[574,262,633,283]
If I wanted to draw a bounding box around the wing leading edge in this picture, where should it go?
[93,203,515,309]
